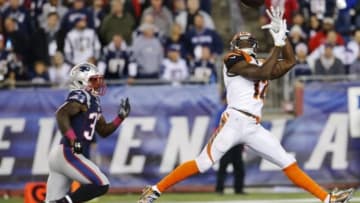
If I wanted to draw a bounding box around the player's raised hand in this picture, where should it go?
[261,6,284,33]
[118,97,131,119]
[268,19,288,47]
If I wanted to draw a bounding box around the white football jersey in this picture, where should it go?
[223,52,268,118]
[64,28,101,65]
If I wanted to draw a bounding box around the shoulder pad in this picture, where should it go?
[66,90,90,107]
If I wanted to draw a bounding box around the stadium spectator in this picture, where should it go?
[48,51,71,86]
[308,30,359,70]
[100,0,135,45]
[308,0,337,20]
[39,0,68,29]
[64,16,101,65]
[60,0,94,32]
[308,17,345,52]
[293,43,312,77]
[175,0,214,32]
[132,13,162,42]
[171,0,186,18]
[0,35,7,81]
[291,12,307,32]
[288,25,307,48]
[308,15,321,38]
[89,0,107,30]
[100,34,135,79]
[3,17,30,66]
[161,44,188,82]
[132,23,163,78]
[335,0,357,36]
[264,0,299,24]
[313,43,345,75]
[164,23,187,58]
[0,34,23,82]
[2,0,32,35]
[141,0,173,36]
[30,60,50,84]
[184,13,223,61]
[31,11,61,65]
[0,0,9,13]
[191,46,216,83]
[355,0,360,29]
[122,0,145,25]
[349,55,360,74]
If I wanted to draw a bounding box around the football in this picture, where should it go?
[240,0,265,8]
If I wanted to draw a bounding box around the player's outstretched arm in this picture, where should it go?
[269,38,296,78]
[227,47,282,80]
[96,97,131,137]
[56,101,86,142]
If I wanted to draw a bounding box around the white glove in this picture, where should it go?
[269,19,288,47]
[261,6,284,33]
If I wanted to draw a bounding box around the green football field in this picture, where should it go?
[0,192,359,203]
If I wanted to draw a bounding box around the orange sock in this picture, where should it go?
[156,160,200,193]
[283,162,328,201]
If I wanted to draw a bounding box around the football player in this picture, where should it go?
[138,7,353,203]
[45,62,131,203]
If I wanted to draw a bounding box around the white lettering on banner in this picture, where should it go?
[159,116,210,173]
[32,118,62,175]
[259,119,295,171]
[110,117,155,174]
[305,113,348,170]
[348,87,360,138]
[0,118,25,175]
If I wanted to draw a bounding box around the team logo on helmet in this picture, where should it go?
[69,62,106,96]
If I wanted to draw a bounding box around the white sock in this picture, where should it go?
[152,185,161,194]
[323,194,330,203]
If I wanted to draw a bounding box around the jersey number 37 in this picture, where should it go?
[84,112,99,140]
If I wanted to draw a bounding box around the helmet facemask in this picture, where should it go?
[230,32,258,57]
[69,62,107,96]
[87,75,106,96]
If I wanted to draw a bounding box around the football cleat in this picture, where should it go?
[329,188,354,203]
[137,185,160,203]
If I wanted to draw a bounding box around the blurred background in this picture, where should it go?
[0,0,360,202]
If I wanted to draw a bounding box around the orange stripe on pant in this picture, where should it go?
[207,112,229,163]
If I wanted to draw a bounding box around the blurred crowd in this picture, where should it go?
[1,0,360,88]
[0,0,221,87]
[259,0,360,79]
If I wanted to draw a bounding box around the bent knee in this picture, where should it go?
[195,154,213,173]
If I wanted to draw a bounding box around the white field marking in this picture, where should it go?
[105,197,360,203]
[167,197,360,203]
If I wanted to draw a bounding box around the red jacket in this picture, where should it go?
[265,0,299,24]
[308,31,345,53]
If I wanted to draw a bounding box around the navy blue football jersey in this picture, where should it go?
[60,90,101,157]
[102,45,131,79]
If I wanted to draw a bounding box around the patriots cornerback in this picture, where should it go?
[45,62,131,203]
[138,7,354,203]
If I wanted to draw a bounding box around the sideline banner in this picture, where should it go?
[0,83,359,190]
